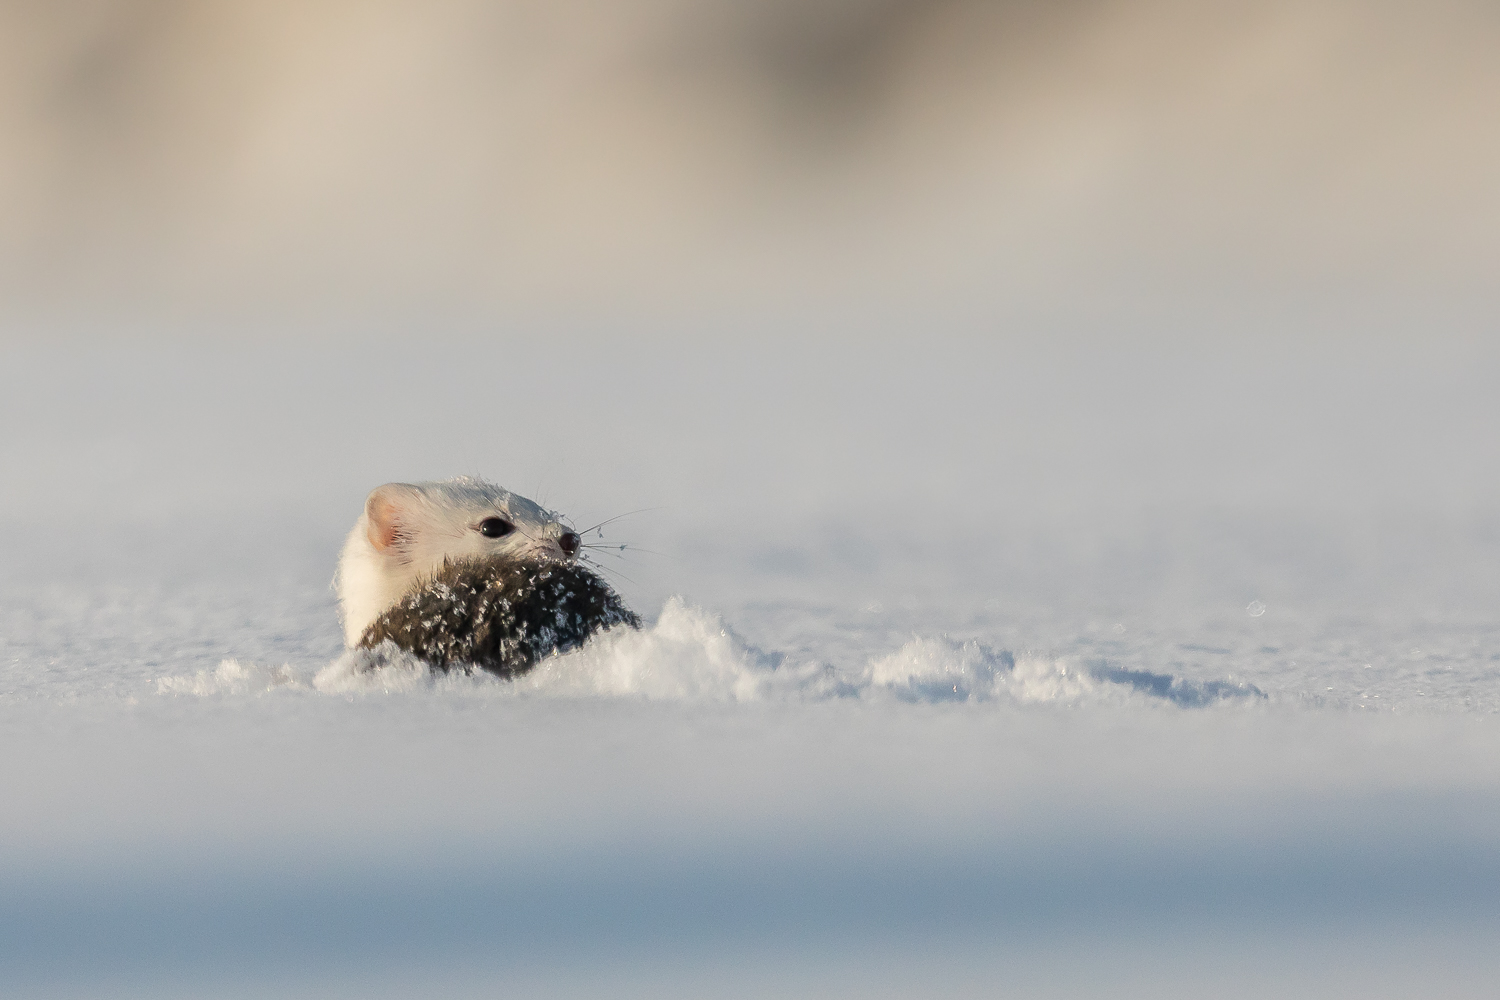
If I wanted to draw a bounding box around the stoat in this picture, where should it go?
[335,476,586,648]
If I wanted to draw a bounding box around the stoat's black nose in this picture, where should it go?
[558,531,581,556]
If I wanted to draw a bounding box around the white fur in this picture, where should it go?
[335,476,576,647]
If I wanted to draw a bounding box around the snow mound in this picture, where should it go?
[156,598,1263,707]
[868,638,1090,703]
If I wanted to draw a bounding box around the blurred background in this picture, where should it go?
[2,0,1497,329]
[1,0,1496,327]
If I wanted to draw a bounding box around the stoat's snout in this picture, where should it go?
[479,515,579,563]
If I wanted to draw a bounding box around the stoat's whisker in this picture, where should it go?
[581,543,669,559]
[576,508,662,537]
[581,555,636,585]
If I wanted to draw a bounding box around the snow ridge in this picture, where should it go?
[158,598,1263,708]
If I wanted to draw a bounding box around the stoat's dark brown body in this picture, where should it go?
[359,557,639,677]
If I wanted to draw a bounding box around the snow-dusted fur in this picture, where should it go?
[335,477,577,647]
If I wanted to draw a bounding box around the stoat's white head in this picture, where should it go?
[335,476,582,647]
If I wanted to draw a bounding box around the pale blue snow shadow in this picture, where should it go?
[1089,663,1268,706]
[3,796,1498,993]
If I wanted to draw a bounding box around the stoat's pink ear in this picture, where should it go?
[365,483,422,551]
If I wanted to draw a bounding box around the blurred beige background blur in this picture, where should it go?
[2,0,1496,339]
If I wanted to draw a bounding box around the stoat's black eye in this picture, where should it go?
[478,517,515,539]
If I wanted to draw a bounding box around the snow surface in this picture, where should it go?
[3,336,1500,998]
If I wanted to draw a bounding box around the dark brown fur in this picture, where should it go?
[358,558,640,677]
